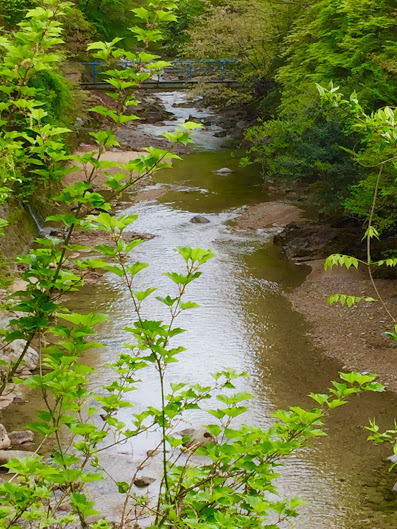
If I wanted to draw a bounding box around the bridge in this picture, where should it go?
[77,59,241,90]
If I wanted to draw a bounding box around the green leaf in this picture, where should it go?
[116,481,130,494]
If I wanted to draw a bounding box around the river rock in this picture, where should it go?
[0,425,11,450]
[190,216,210,224]
[134,476,156,488]
[393,482,397,494]
[0,393,16,410]
[273,222,359,260]
[13,393,25,405]
[236,120,249,129]
[57,503,72,513]
[0,450,36,466]
[214,130,228,138]
[9,279,30,293]
[8,430,34,447]
[178,427,196,437]
[213,167,234,175]
[0,340,39,372]
[177,428,216,451]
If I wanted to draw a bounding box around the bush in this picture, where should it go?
[0,0,35,27]
[244,105,364,214]
[28,71,73,126]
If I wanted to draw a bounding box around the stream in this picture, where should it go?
[4,91,397,528]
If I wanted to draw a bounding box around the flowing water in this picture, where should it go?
[4,92,397,528]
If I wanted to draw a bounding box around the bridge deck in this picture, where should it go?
[81,79,241,90]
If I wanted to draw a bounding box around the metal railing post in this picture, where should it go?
[220,60,225,80]
[92,62,97,84]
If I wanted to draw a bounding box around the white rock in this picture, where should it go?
[9,280,30,293]
[213,167,234,175]
[0,340,39,371]
[0,425,11,450]
[0,394,16,410]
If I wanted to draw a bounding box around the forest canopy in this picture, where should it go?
[187,0,397,231]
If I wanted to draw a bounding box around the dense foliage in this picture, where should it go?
[187,0,397,228]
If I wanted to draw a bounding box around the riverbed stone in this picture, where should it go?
[8,430,34,447]
[0,425,11,450]
[214,130,228,138]
[177,428,216,451]
[134,476,156,488]
[213,167,233,175]
[0,450,36,466]
[0,393,16,410]
[190,215,210,224]
[273,221,367,261]
[13,393,25,405]
[236,120,249,129]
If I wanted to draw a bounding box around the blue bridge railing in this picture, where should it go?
[76,59,240,86]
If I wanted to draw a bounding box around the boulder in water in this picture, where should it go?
[190,216,210,224]
[213,167,234,175]
[177,428,216,451]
